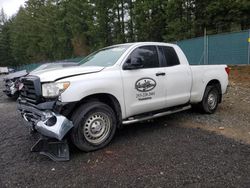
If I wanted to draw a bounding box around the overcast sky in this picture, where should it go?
[0,0,26,17]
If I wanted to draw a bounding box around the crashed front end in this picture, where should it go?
[17,76,74,161]
[3,70,28,98]
[3,78,18,97]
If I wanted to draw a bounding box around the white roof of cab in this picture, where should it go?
[110,42,178,48]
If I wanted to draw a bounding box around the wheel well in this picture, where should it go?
[74,93,122,127]
[206,80,222,103]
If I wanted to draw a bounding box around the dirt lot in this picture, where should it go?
[0,66,250,187]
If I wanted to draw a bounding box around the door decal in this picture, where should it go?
[135,78,156,100]
[135,78,156,92]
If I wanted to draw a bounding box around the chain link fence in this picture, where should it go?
[12,31,250,71]
[177,30,250,65]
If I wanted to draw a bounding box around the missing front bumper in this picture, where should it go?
[18,101,74,141]
[18,101,74,161]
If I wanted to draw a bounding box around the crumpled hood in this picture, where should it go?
[4,70,28,80]
[30,66,105,82]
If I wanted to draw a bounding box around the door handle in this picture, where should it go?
[156,72,166,76]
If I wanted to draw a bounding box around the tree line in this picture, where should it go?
[0,0,249,67]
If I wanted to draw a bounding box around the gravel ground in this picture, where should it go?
[0,66,250,187]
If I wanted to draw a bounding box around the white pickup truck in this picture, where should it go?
[17,42,229,161]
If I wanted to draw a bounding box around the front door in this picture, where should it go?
[121,45,167,117]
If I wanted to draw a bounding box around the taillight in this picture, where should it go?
[225,67,230,75]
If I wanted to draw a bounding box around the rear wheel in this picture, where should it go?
[199,85,219,114]
[70,101,117,151]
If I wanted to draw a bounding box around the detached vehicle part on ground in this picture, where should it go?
[3,62,78,99]
[17,42,229,161]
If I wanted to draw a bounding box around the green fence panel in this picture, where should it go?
[12,33,249,68]
[208,31,249,65]
[177,37,205,65]
[15,63,42,72]
[177,30,250,65]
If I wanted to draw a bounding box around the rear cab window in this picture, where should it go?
[160,46,180,67]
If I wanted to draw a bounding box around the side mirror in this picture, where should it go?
[123,57,143,70]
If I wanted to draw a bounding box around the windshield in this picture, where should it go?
[79,45,131,67]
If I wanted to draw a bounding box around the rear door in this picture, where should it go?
[159,46,192,107]
[121,45,167,117]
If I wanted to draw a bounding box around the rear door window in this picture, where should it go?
[161,46,180,67]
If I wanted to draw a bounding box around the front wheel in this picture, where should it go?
[6,92,19,100]
[70,101,117,152]
[199,85,219,114]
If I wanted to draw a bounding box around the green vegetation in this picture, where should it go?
[0,0,249,66]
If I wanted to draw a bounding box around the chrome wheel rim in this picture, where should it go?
[83,112,111,145]
[208,92,217,110]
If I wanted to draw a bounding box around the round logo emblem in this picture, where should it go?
[135,78,156,92]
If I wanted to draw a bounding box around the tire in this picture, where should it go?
[70,101,117,152]
[12,92,19,100]
[6,94,12,98]
[199,85,219,114]
[6,92,18,100]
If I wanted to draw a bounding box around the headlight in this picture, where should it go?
[42,82,70,98]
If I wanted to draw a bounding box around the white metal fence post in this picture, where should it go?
[204,28,206,64]
[248,29,250,65]
[207,34,209,65]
